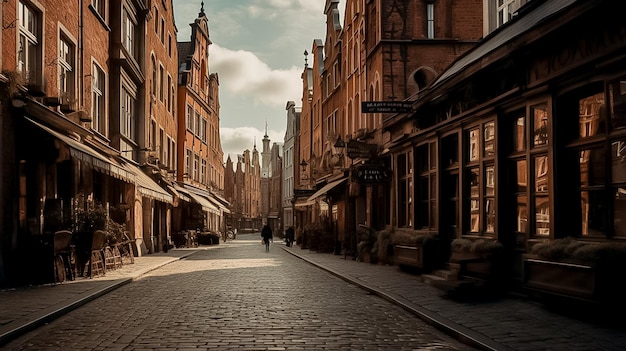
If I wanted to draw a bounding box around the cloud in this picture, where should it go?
[220,126,285,164]
[210,44,302,107]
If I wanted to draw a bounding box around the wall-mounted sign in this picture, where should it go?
[354,164,392,183]
[361,101,413,113]
[346,139,377,159]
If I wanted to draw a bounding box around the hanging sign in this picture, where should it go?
[354,164,392,183]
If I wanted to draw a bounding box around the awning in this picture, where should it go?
[307,177,348,202]
[294,198,315,208]
[208,192,231,213]
[175,184,219,214]
[25,117,134,183]
[122,162,173,204]
[206,193,231,214]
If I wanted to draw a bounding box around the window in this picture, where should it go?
[195,111,201,136]
[150,120,156,150]
[497,0,517,28]
[170,85,175,115]
[151,56,157,97]
[159,129,165,163]
[427,2,434,39]
[185,149,192,177]
[122,7,137,58]
[465,121,497,235]
[91,64,106,135]
[167,74,172,112]
[415,142,437,229]
[201,118,207,142]
[58,35,75,102]
[121,86,135,139]
[154,8,159,34]
[193,154,200,181]
[91,0,105,18]
[18,1,41,83]
[166,136,172,169]
[186,105,193,130]
[507,103,550,238]
[562,81,626,238]
[168,33,172,57]
[397,151,413,227]
[159,65,164,102]
[201,159,207,184]
[160,17,165,44]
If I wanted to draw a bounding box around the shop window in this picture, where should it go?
[416,142,436,230]
[507,104,551,237]
[565,81,626,237]
[464,121,496,235]
[397,151,413,228]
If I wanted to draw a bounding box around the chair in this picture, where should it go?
[53,230,74,283]
[88,230,107,278]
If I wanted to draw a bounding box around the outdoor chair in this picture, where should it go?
[88,230,107,278]
[53,230,74,283]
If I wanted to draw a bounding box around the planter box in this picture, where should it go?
[395,245,424,268]
[523,256,596,300]
[395,240,441,272]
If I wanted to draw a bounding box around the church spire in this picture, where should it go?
[199,1,206,17]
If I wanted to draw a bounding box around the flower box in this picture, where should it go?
[523,238,626,303]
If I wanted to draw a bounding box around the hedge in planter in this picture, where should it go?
[392,231,441,272]
[524,237,626,303]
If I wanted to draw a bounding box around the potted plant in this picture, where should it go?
[392,230,440,272]
[524,237,626,303]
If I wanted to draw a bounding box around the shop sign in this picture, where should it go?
[354,165,392,183]
[346,139,377,159]
[361,101,412,113]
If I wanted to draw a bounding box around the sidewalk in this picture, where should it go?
[1,244,625,350]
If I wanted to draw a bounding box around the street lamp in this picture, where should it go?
[300,159,308,173]
[334,136,346,167]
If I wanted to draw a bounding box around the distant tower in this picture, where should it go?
[261,122,271,178]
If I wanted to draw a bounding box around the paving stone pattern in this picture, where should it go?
[2,238,474,351]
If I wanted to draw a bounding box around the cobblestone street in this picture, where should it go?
[2,234,474,350]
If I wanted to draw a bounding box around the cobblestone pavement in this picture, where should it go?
[1,233,625,350]
[1,235,474,351]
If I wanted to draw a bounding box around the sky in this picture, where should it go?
[173,0,343,164]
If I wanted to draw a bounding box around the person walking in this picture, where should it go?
[285,226,295,247]
[261,224,273,252]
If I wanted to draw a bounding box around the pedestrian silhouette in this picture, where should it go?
[261,224,273,252]
[285,226,295,247]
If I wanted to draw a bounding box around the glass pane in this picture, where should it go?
[485,165,495,196]
[579,148,605,187]
[470,168,479,197]
[615,187,626,237]
[581,190,606,236]
[485,198,495,233]
[579,92,605,138]
[470,201,480,233]
[533,104,549,146]
[516,160,527,193]
[534,156,549,192]
[514,115,526,152]
[612,140,626,183]
[469,128,479,161]
[484,121,495,157]
[517,195,527,232]
[609,80,626,129]
[535,196,550,236]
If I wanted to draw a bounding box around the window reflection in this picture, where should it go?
[615,187,626,236]
[579,92,605,138]
[609,80,626,129]
[484,121,495,157]
[469,128,479,161]
[533,104,549,146]
[517,196,527,232]
[535,156,548,192]
[485,165,495,196]
[516,160,527,193]
[612,140,626,183]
